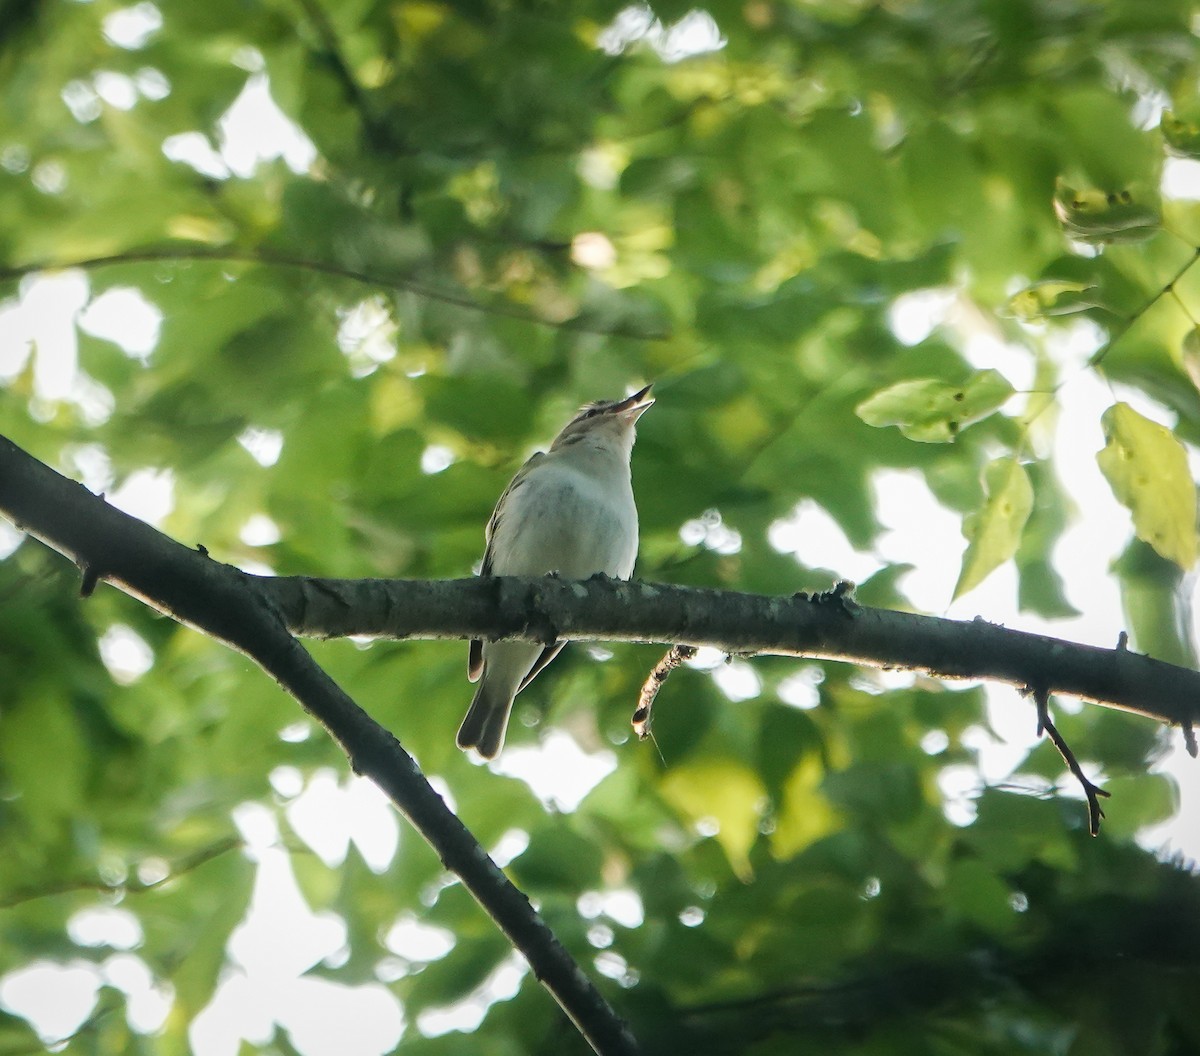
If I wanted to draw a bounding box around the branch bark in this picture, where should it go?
[0,434,641,1056]
[255,573,1200,734]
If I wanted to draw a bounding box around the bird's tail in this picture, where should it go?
[456,679,515,759]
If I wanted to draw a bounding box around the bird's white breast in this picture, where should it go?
[489,450,638,579]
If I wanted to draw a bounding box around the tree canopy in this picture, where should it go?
[3,1,1200,1054]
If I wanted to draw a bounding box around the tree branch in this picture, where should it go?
[1029,685,1110,835]
[0,434,641,1056]
[0,246,671,341]
[253,573,1200,733]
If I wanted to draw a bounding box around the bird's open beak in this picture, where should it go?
[616,383,654,422]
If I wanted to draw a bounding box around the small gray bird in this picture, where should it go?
[457,384,654,758]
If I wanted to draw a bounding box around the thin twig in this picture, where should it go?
[0,246,671,341]
[633,644,696,738]
[0,836,242,908]
[1089,245,1200,369]
[1030,685,1110,836]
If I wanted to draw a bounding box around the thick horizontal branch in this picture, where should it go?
[2,431,1195,738]
[258,573,1200,732]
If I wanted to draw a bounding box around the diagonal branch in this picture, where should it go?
[0,434,641,1056]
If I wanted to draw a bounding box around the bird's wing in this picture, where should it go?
[517,641,565,692]
[469,451,546,680]
[480,451,545,576]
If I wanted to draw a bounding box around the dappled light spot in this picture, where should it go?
[108,468,175,527]
[887,287,955,346]
[62,80,101,123]
[489,828,529,868]
[58,448,118,498]
[577,888,645,928]
[277,722,312,744]
[68,906,144,951]
[285,770,399,872]
[337,297,397,375]
[937,764,981,827]
[94,71,138,111]
[31,159,66,194]
[777,667,823,710]
[593,950,638,987]
[572,231,618,270]
[384,915,455,963]
[712,659,761,702]
[415,952,526,1038]
[240,513,281,547]
[680,508,742,554]
[597,6,725,63]
[80,287,162,361]
[420,444,454,474]
[269,765,304,798]
[237,426,283,466]
[103,3,163,50]
[0,961,101,1046]
[491,730,617,811]
[587,923,614,948]
[769,499,881,581]
[98,623,154,685]
[134,67,170,100]
[104,954,173,1034]
[921,729,950,755]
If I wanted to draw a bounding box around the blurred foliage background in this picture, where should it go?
[3,0,1200,1053]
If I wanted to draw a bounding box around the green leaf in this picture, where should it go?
[1112,539,1198,667]
[660,758,766,880]
[1053,181,1160,245]
[1097,402,1198,569]
[1099,773,1178,839]
[1182,326,1200,392]
[1002,279,1104,321]
[944,858,1019,935]
[954,458,1034,599]
[855,369,1014,443]
[1161,110,1200,159]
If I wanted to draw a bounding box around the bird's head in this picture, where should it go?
[550,384,654,457]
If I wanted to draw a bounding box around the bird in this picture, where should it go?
[457,384,654,759]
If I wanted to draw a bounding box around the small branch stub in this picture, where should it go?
[633,644,697,739]
[1030,685,1111,836]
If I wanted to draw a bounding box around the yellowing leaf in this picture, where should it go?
[1097,402,1198,569]
[954,458,1034,599]
[856,369,1014,443]
[660,758,765,880]
[770,755,839,860]
[1162,110,1200,160]
[1053,181,1160,245]
[1003,280,1102,322]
